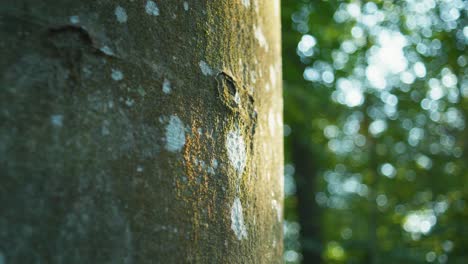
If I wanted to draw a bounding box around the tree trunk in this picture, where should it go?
[292,137,323,263]
[0,1,283,263]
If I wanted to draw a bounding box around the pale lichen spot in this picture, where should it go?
[271,199,282,222]
[207,166,215,175]
[199,160,206,169]
[165,115,186,152]
[254,25,269,51]
[69,15,79,24]
[137,165,144,172]
[234,91,241,106]
[212,158,218,169]
[137,86,146,97]
[115,6,128,23]
[248,86,254,95]
[207,158,218,175]
[226,129,247,175]
[145,0,160,16]
[241,0,250,7]
[183,1,189,11]
[125,98,134,107]
[111,69,124,81]
[163,78,171,94]
[100,45,115,56]
[50,114,63,127]
[250,70,257,84]
[231,197,248,240]
[199,60,213,76]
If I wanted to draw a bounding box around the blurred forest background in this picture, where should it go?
[281,0,467,263]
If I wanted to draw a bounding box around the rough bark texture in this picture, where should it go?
[0,1,283,263]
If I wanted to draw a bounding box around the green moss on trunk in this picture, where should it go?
[0,0,283,263]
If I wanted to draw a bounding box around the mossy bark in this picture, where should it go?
[0,0,283,263]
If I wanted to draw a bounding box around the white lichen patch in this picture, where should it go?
[100,45,115,56]
[231,197,248,240]
[50,114,63,127]
[183,1,189,11]
[234,91,241,106]
[111,69,124,81]
[137,165,144,172]
[69,15,79,24]
[165,115,186,152]
[125,98,134,107]
[145,1,160,16]
[254,25,269,51]
[271,199,282,222]
[241,0,250,8]
[226,129,247,175]
[115,6,128,23]
[250,70,257,84]
[199,60,213,76]
[206,158,219,175]
[212,158,218,169]
[163,78,171,94]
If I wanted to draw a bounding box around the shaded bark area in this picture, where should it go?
[292,137,323,263]
[0,0,283,263]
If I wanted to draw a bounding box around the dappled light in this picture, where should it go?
[282,0,467,263]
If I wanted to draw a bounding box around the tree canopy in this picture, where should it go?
[282,0,467,263]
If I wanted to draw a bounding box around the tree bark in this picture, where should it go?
[0,1,283,263]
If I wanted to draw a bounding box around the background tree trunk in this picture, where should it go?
[0,1,283,263]
[292,137,323,263]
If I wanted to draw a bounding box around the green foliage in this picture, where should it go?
[282,0,467,263]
